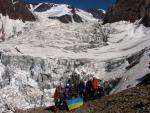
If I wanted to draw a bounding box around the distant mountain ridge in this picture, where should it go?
[0,0,105,23]
[29,3,105,23]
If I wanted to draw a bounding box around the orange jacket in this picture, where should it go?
[91,79,100,90]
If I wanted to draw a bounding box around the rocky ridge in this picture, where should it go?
[87,9,105,19]
[0,0,35,22]
[103,0,150,27]
[48,8,83,23]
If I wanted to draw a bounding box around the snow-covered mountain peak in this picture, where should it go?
[36,4,72,17]
[30,3,105,23]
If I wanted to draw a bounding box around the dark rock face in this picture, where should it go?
[138,73,150,85]
[49,14,72,23]
[34,3,54,12]
[0,0,35,22]
[49,8,83,23]
[71,8,83,23]
[126,49,145,70]
[103,0,150,27]
[87,9,105,19]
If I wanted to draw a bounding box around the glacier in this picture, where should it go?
[0,8,150,112]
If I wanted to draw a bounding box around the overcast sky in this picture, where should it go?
[22,0,115,10]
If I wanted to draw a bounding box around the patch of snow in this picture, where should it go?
[98,9,106,14]
[29,3,43,12]
[76,9,98,22]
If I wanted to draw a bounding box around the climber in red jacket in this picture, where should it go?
[54,87,59,112]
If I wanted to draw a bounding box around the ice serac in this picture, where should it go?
[0,47,150,112]
[0,0,35,22]
[103,0,150,27]
[0,15,24,41]
[0,52,102,112]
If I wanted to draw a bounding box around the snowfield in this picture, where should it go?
[0,9,150,112]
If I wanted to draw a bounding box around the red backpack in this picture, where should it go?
[91,79,100,90]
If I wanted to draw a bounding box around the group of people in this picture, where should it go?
[52,77,112,112]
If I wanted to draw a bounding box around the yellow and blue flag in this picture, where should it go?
[65,98,83,110]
